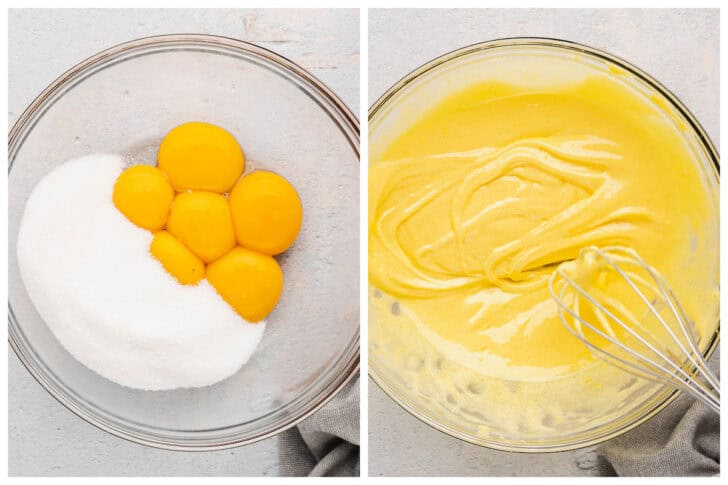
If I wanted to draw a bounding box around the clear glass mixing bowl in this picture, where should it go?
[9,34,359,450]
[368,38,719,452]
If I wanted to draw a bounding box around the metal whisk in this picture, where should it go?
[548,246,719,414]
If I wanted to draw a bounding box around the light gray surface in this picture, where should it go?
[368,8,719,477]
[368,8,718,144]
[8,8,359,477]
[369,380,602,477]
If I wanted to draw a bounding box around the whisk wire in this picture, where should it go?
[608,248,716,389]
[641,260,720,393]
[549,246,719,414]
[554,273,719,413]
[586,248,714,393]
[553,269,699,391]
[554,266,699,389]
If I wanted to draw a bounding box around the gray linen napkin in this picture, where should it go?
[278,376,360,477]
[596,351,720,476]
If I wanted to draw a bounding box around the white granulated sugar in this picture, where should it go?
[17,154,265,390]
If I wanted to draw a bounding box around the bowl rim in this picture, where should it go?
[368,36,720,453]
[8,33,360,451]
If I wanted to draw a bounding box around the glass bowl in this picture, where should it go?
[9,34,359,450]
[368,37,719,452]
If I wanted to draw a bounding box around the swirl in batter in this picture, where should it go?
[369,72,718,381]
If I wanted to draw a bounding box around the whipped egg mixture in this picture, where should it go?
[369,53,719,438]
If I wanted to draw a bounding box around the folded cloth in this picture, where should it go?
[596,352,719,476]
[278,375,360,477]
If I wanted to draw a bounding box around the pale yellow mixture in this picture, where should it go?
[369,53,719,439]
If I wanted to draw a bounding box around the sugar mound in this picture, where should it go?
[17,154,265,390]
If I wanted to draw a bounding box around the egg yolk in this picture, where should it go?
[166,191,236,263]
[113,165,174,231]
[229,171,303,255]
[206,247,284,322]
[112,122,303,323]
[158,121,244,193]
[150,230,205,285]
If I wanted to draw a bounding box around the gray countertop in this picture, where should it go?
[8,8,359,477]
[367,8,718,477]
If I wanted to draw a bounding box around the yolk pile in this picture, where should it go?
[113,121,302,322]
